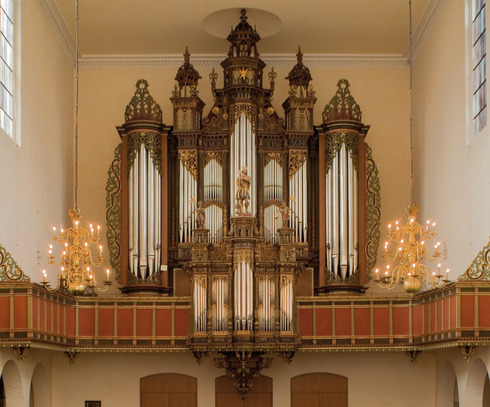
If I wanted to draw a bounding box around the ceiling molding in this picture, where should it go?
[79,54,408,70]
[403,0,445,60]
[37,0,75,65]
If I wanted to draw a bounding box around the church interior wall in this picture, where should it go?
[0,0,74,275]
[413,0,490,275]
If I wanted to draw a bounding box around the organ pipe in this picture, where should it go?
[289,158,308,243]
[178,155,197,243]
[325,144,359,279]
[127,143,162,280]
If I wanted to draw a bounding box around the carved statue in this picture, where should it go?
[195,201,206,229]
[278,201,290,227]
[236,167,251,214]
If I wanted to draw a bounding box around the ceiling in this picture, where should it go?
[54,0,430,56]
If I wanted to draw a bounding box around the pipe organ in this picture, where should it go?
[114,10,377,354]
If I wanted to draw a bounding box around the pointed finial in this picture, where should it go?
[297,46,303,64]
[184,46,190,65]
[241,9,247,21]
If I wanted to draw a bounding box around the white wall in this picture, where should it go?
[0,0,73,281]
[413,0,490,277]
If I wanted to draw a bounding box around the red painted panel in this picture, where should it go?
[443,298,450,331]
[393,307,409,336]
[479,296,490,328]
[461,296,475,328]
[39,299,45,332]
[0,297,9,329]
[316,308,332,336]
[413,304,423,335]
[117,308,133,337]
[136,309,152,337]
[174,309,189,337]
[98,308,114,337]
[46,301,52,333]
[155,308,172,337]
[78,308,95,337]
[335,308,351,336]
[32,297,38,330]
[354,308,370,336]
[299,308,313,337]
[424,303,430,334]
[430,302,436,332]
[14,296,28,330]
[451,297,457,328]
[66,307,75,337]
[437,300,443,333]
[58,304,64,335]
[373,307,389,336]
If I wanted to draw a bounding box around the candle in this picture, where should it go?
[106,269,110,281]
[42,269,47,282]
[97,225,100,237]
[52,226,56,238]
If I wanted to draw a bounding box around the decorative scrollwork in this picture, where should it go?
[124,79,162,122]
[460,238,490,280]
[257,242,279,262]
[209,242,229,263]
[233,250,254,268]
[231,103,257,135]
[263,152,283,167]
[106,144,121,282]
[288,149,307,180]
[202,151,224,167]
[365,144,381,280]
[325,132,359,173]
[127,132,162,174]
[0,243,29,282]
[325,268,360,285]
[178,149,198,180]
[127,270,162,286]
[322,79,362,123]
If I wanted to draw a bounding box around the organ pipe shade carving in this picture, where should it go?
[106,144,121,281]
[125,79,163,123]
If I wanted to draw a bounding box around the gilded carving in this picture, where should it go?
[263,152,283,167]
[203,151,224,167]
[231,103,257,134]
[127,132,162,173]
[178,149,198,180]
[194,275,207,289]
[324,131,359,174]
[258,242,279,262]
[365,144,381,280]
[460,238,490,280]
[124,79,163,122]
[288,149,307,180]
[0,243,29,282]
[106,144,122,281]
[233,250,254,268]
[322,79,362,123]
[209,242,229,263]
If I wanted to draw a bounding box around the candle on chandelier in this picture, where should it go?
[106,269,111,281]
[42,269,47,282]
[89,224,94,237]
[97,225,100,237]
[52,226,56,238]
[99,245,103,256]
[75,220,79,229]
[446,269,450,280]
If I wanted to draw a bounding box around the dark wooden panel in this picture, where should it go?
[291,373,347,407]
[215,375,272,407]
[141,374,196,407]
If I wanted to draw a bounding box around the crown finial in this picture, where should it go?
[241,9,247,20]
[297,46,303,64]
[184,47,190,65]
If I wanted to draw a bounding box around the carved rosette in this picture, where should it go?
[288,150,307,180]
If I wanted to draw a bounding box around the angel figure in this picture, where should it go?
[236,167,251,214]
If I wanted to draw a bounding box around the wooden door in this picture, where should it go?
[291,373,347,407]
[140,373,197,407]
[216,375,272,407]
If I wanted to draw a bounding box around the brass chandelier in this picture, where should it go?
[42,0,111,295]
[373,0,450,294]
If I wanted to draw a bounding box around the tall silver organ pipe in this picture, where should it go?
[234,259,253,331]
[193,276,207,332]
[204,158,223,202]
[178,152,197,243]
[280,275,294,332]
[128,144,161,279]
[325,144,358,279]
[263,158,283,202]
[204,204,223,243]
[289,153,308,243]
[264,204,280,243]
[212,276,228,331]
[258,276,275,331]
[230,113,257,215]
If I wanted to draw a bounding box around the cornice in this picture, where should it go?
[404,0,445,60]
[79,54,408,70]
[37,0,75,65]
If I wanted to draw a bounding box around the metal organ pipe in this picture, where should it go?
[325,144,359,280]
